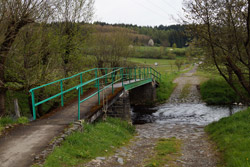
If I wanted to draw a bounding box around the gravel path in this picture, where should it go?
[84,65,219,167]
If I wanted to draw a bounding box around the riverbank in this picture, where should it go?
[206,107,250,167]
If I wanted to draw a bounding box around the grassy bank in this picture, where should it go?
[145,137,181,167]
[205,108,250,167]
[156,74,179,103]
[200,78,241,105]
[0,116,29,134]
[43,118,135,167]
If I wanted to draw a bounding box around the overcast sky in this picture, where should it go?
[94,0,185,27]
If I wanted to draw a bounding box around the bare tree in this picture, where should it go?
[0,0,53,116]
[184,0,250,102]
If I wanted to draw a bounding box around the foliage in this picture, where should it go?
[156,74,178,103]
[86,29,133,68]
[200,78,242,105]
[133,46,187,59]
[17,117,29,124]
[43,118,135,167]
[184,0,250,103]
[175,59,184,71]
[205,108,250,167]
[0,116,29,134]
[145,137,181,167]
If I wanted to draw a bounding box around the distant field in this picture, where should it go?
[129,57,192,74]
[135,46,186,52]
[133,46,187,59]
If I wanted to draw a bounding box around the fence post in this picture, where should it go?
[78,88,81,120]
[31,90,36,120]
[80,74,83,95]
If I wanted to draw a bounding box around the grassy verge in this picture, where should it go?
[43,118,135,167]
[156,74,179,103]
[0,116,29,134]
[145,137,181,167]
[205,108,250,167]
[200,78,241,105]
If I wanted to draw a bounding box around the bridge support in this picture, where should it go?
[107,91,131,122]
[129,81,157,107]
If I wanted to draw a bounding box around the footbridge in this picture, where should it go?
[0,67,161,167]
[30,67,161,122]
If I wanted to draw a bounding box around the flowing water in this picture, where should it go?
[132,103,246,126]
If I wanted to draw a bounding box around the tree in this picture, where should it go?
[52,0,94,76]
[0,0,53,116]
[184,0,250,102]
[175,59,184,71]
[87,30,133,72]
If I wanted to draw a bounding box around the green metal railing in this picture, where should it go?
[30,67,161,120]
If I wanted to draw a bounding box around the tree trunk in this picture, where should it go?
[0,89,6,116]
[0,60,6,116]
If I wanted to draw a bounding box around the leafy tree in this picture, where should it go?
[175,59,184,71]
[0,0,53,116]
[184,0,250,102]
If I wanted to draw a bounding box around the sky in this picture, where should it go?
[94,0,185,27]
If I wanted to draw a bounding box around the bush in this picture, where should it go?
[200,78,241,105]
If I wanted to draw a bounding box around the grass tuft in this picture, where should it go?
[43,117,135,167]
[206,108,250,167]
[145,137,181,167]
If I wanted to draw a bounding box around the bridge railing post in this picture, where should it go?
[121,68,124,87]
[80,74,83,95]
[134,67,136,81]
[129,68,131,83]
[31,90,36,120]
[78,88,81,120]
[139,68,141,80]
[95,68,98,88]
[60,80,64,107]
[97,78,100,105]
[112,72,114,94]
[105,68,108,85]
[144,67,145,79]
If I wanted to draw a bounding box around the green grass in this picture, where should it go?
[43,118,135,167]
[145,137,181,167]
[200,78,241,105]
[129,57,191,74]
[0,116,29,134]
[134,46,187,59]
[205,108,250,167]
[156,74,179,103]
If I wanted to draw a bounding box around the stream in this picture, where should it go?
[132,103,246,126]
